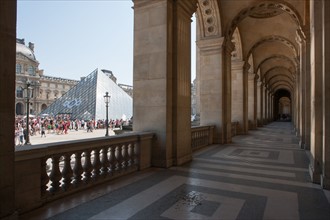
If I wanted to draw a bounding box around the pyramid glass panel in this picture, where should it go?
[40,69,132,120]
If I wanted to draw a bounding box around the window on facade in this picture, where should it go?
[28,66,35,75]
[16,64,22,74]
[16,87,23,98]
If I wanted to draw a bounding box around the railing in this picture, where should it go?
[191,125,215,151]
[15,132,154,213]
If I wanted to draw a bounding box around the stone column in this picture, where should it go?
[260,81,264,126]
[172,0,197,165]
[256,80,262,126]
[231,60,244,134]
[0,0,17,219]
[248,72,256,129]
[322,0,330,189]
[295,72,300,136]
[198,37,226,143]
[304,31,311,150]
[296,30,306,148]
[309,0,323,183]
[133,0,197,167]
[222,40,235,143]
[264,86,268,124]
[254,75,259,127]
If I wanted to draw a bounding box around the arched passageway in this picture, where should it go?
[1,1,330,218]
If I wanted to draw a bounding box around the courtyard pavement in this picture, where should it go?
[21,122,330,219]
[18,128,116,146]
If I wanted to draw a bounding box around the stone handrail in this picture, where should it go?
[14,132,155,213]
[191,125,215,151]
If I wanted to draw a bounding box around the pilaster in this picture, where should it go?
[247,72,256,129]
[309,0,323,183]
[321,0,330,189]
[296,29,306,149]
[231,60,245,134]
[197,36,226,143]
[172,0,197,165]
[256,80,262,127]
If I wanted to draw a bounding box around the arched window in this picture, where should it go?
[41,104,47,111]
[16,103,24,115]
[16,64,22,74]
[28,66,35,75]
[16,87,23,98]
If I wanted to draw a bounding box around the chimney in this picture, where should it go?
[29,42,34,51]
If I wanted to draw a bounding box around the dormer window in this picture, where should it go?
[16,64,22,74]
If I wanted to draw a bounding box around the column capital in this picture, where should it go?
[243,62,251,72]
[248,73,255,81]
[231,60,245,70]
[176,0,197,17]
[196,37,224,54]
[133,0,164,9]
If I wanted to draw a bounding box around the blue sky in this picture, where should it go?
[17,0,196,86]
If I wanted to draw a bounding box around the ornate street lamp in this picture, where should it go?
[24,80,33,145]
[104,92,111,136]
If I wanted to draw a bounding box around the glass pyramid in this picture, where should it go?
[40,69,132,120]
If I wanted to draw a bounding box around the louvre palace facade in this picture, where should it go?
[15,38,78,116]
[1,0,330,219]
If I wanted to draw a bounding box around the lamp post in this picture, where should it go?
[24,80,33,145]
[104,92,111,136]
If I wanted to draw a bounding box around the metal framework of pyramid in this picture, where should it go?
[40,69,132,120]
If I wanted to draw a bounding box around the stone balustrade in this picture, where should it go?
[14,132,154,213]
[191,125,215,151]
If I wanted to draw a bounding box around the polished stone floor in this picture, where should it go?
[22,122,330,220]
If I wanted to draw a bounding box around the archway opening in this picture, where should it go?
[274,89,291,121]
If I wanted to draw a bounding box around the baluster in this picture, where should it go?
[127,143,133,167]
[100,147,109,177]
[122,144,129,170]
[41,157,50,198]
[72,152,83,187]
[61,154,73,191]
[109,146,115,176]
[83,151,92,184]
[92,149,101,180]
[49,155,62,193]
[133,142,141,166]
[115,145,122,172]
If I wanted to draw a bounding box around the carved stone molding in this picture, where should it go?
[197,0,221,38]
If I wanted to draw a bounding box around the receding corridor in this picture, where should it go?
[22,122,330,220]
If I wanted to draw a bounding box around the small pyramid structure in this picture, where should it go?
[40,69,132,120]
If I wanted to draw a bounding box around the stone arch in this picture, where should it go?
[246,35,298,63]
[231,27,243,61]
[225,0,304,39]
[267,74,294,87]
[256,55,298,76]
[196,0,222,38]
[41,104,47,111]
[263,66,294,82]
[271,81,294,93]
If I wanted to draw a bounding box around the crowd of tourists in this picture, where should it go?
[14,114,131,146]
